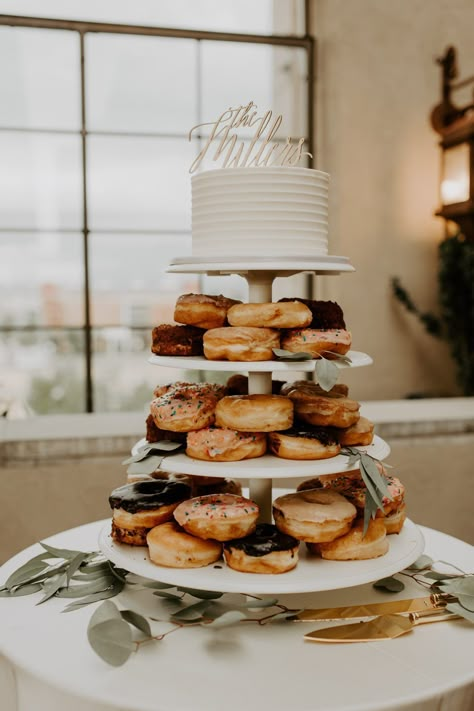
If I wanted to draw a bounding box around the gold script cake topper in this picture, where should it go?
[189,101,312,173]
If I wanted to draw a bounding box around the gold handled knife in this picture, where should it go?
[290,594,456,622]
[304,609,461,643]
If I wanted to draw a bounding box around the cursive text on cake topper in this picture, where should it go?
[188,101,312,173]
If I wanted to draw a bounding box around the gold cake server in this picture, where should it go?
[291,594,456,622]
[304,608,461,643]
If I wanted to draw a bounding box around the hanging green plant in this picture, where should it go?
[391,233,474,395]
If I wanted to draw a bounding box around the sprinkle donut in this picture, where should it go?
[150,383,223,432]
[173,493,259,541]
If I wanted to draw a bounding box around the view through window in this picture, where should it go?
[0,2,312,415]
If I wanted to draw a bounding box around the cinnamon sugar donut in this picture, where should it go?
[227,301,312,329]
[174,293,241,329]
[215,394,293,432]
[186,426,267,461]
[147,521,222,568]
[203,327,280,361]
[315,518,389,560]
[272,489,357,543]
[174,494,259,541]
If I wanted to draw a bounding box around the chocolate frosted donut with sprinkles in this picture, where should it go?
[109,479,192,546]
[224,523,300,574]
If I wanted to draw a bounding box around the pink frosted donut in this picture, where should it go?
[173,494,259,541]
[150,384,221,432]
[280,328,352,358]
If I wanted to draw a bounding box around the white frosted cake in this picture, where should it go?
[191,166,329,258]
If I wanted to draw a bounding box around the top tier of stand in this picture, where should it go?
[167,255,354,278]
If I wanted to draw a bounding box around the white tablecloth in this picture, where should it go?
[0,521,473,711]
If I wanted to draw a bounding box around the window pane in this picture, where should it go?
[89,232,198,326]
[0,329,86,415]
[0,27,80,130]
[0,232,84,327]
[0,133,82,229]
[86,34,197,134]
[87,136,193,230]
[92,327,201,413]
[0,1,299,35]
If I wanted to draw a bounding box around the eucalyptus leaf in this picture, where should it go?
[315,358,339,391]
[439,576,474,597]
[446,602,474,623]
[202,610,246,628]
[66,552,89,586]
[360,455,392,500]
[40,542,87,560]
[456,594,474,612]
[237,597,279,609]
[176,587,223,600]
[79,560,110,573]
[406,555,434,571]
[55,575,117,598]
[62,581,125,612]
[121,609,152,636]
[373,576,405,593]
[36,572,68,605]
[272,348,313,361]
[152,590,182,600]
[4,553,51,589]
[88,599,122,627]
[422,571,458,581]
[320,350,352,364]
[134,579,175,590]
[171,600,211,621]
[87,618,134,666]
[127,456,164,477]
[0,583,43,597]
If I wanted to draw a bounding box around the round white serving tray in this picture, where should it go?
[98,517,424,595]
[148,350,372,372]
[167,255,354,276]
[132,435,390,479]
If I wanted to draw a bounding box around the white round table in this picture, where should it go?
[0,521,473,711]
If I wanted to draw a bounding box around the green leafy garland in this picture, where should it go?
[392,233,474,395]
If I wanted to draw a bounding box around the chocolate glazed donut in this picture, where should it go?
[223,523,300,574]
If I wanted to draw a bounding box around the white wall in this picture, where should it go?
[311,0,474,400]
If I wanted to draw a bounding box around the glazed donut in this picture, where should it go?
[203,327,280,362]
[314,518,389,560]
[150,384,221,432]
[151,324,204,356]
[280,328,352,358]
[147,521,223,568]
[109,480,192,545]
[215,394,293,432]
[292,393,360,428]
[227,301,312,329]
[268,426,340,460]
[186,426,267,461]
[319,471,405,516]
[280,380,349,398]
[173,493,259,541]
[278,298,347,329]
[223,524,299,574]
[174,293,241,329]
[383,503,407,534]
[272,489,357,543]
[338,416,374,446]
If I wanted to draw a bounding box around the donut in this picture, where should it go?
[296,477,323,491]
[150,384,223,432]
[226,374,286,396]
[338,416,374,446]
[215,394,293,432]
[268,426,341,460]
[383,503,407,534]
[145,414,187,444]
[223,524,300,574]
[314,518,389,560]
[319,471,405,517]
[192,477,243,497]
[174,293,241,329]
[203,326,280,361]
[278,298,347,329]
[280,380,349,398]
[280,328,352,358]
[151,324,204,356]
[109,480,192,545]
[291,393,360,428]
[186,426,267,461]
[272,489,357,543]
[173,494,259,541]
[227,301,312,329]
[147,521,223,568]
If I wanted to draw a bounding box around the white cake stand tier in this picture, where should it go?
[167,255,354,278]
[98,517,424,595]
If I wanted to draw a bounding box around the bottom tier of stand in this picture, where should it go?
[98,516,424,596]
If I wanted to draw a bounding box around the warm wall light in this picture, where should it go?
[430,46,474,240]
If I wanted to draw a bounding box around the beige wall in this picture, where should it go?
[311,0,474,400]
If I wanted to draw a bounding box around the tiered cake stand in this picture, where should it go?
[99,259,424,594]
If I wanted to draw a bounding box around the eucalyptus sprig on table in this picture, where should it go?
[373,555,474,623]
[272,348,352,391]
